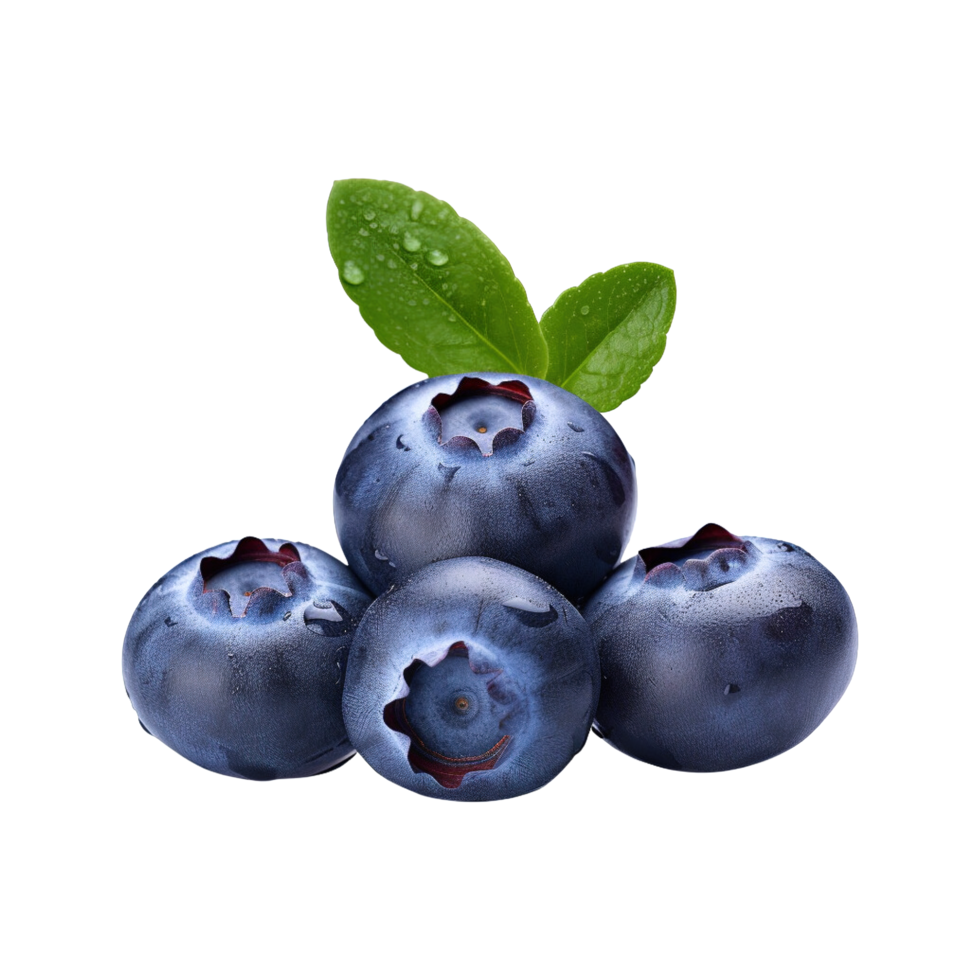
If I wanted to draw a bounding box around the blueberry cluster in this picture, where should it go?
[123,373,857,800]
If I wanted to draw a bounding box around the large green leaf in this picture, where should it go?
[327,179,547,378]
[540,262,676,411]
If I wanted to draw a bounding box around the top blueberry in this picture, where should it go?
[334,373,637,601]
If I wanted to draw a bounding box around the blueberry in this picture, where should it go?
[583,523,858,772]
[334,374,637,601]
[123,536,373,779]
[342,556,601,801]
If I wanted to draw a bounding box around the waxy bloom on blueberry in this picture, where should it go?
[342,557,601,801]
[334,373,637,601]
[123,537,373,780]
[583,524,858,772]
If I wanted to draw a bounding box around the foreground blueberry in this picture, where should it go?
[123,537,373,779]
[343,557,601,801]
[583,524,858,772]
[334,373,637,601]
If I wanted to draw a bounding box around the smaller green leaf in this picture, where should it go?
[540,262,676,412]
[327,179,547,379]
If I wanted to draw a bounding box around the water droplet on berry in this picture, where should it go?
[306,600,344,623]
[503,596,551,613]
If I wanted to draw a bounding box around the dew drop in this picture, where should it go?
[304,600,348,636]
[363,210,375,221]
[358,227,370,237]
[426,248,449,266]
[411,199,424,220]
[375,254,385,262]
[342,261,365,285]
[580,304,591,315]
[503,596,558,627]
[403,232,422,252]
[387,258,398,269]
[306,601,344,624]
[503,596,551,613]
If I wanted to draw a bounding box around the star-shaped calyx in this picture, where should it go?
[637,523,758,592]
[426,376,535,456]
[201,537,303,617]
[383,641,511,788]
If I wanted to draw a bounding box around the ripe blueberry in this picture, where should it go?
[583,523,858,772]
[123,537,373,779]
[334,373,637,601]
[342,556,601,801]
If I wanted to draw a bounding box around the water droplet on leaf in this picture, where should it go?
[403,232,422,252]
[426,249,449,266]
[342,261,365,285]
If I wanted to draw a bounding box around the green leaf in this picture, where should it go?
[539,262,676,412]
[327,179,547,378]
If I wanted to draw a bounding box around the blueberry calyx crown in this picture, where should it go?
[382,641,512,789]
[426,376,535,456]
[201,537,302,617]
[637,523,757,592]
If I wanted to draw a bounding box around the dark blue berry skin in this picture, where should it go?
[342,556,601,802]
[123,537,373,780]
[334,374,637,602]
[583,524,858,772]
